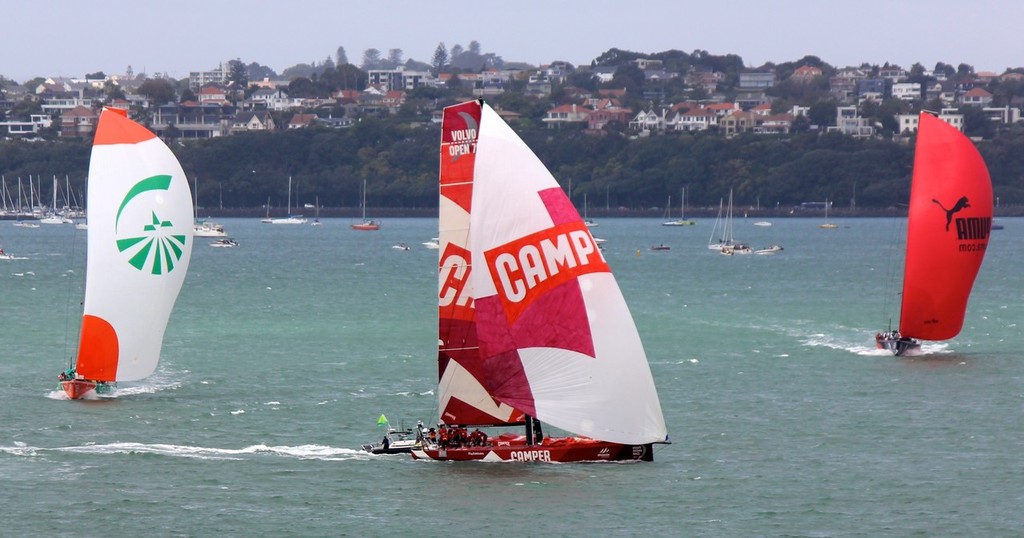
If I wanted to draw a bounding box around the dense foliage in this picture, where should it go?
[4,118,1024,211]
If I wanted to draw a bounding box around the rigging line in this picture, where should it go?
[62,223,83,370]
[880,211,905,328]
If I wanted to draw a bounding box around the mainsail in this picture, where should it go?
[437,100,666,445]
[74,108,194,382]
[899,112,992,341]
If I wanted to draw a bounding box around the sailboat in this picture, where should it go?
[350,179,380,230]
[269,176,307,224]
[192,176,227,237]
[876,112,993,356]
[819,199,838,229]
[662,187,695,226]
[412,99,668,463]
[582,192,597,227]
[57,108,193,399]
[707,189,750,254]
[311,196,322,226]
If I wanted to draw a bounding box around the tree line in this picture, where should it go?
[4,116,1024,213]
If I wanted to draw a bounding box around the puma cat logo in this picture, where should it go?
[932,196,970,231]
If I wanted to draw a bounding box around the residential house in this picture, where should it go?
[591,66,617,84]
[789,65,822,82]
[152,102,231,139]
[629,109,666,133]
[542,104,591,128]
[0,114,52,136]
[719,110,757,137]
[878,65,908,82]
[59,106,97,137]
[367,67,432,92]
[672,107,719,132]
[960,87,993,107]
[288,113,318,129]
[892,82,921,101]
[526,75,553,97]
[738,70,775,90]
[896,110,964,134]
[587,107,631,131]
[735,91,770,110]
[753,114,794,135]
[687,69,722,94]
[198,83,230,106]
[828,106,875,138]
[189,63,229,89]
[231,111,275,133]
[982,106,1021,124]
[830,67,867,103]
[857,79,885,102]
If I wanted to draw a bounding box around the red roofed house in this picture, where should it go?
[960,87,993,107]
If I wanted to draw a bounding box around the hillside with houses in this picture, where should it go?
[2,47,1024,211]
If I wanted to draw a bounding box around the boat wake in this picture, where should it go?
[0,441,367,461]
[797,327,951,356]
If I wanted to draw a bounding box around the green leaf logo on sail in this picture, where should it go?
[114,174,188,275]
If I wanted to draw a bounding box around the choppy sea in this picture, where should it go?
[1,216,1021,536]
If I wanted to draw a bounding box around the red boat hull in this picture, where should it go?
[351,223,380,231]
[60,379,97,400]
[410,436,654,463]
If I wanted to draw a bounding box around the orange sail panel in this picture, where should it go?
[899,113,992,341]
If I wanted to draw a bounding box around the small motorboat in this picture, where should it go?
[210,238,239,248]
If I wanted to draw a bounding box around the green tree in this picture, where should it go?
[228,59,248,88]
[431,42,448,74]
[336,46,348,66]
[138,77,176,105]
[361,48,382,70]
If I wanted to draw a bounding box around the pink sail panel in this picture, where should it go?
[438,100,525,427]
[900,112,993,341]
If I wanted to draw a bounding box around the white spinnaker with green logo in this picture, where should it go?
[77,109,194,382]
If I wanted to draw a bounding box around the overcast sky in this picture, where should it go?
[4,0,1021,82]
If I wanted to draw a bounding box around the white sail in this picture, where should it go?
[76,109,193,382]
[468,103,666,445]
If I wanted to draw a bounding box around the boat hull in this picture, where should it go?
[60,379,97,400]
[410,438,654,463]
[875,334,921,356]
[351,222,380,231]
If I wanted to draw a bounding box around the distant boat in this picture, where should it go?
[411,99,668,463]
[754,245,783,255]
[708,189,748,253]
[351,179,380,230]
[268,176,307,224]
[662,188,695,226]
[650,244,670,251]
[311,196,322,226]
[58,108,193,400]
[875,112,992,356]
[210,238,238,248]
[753,221,772,227]
[819,199,838,229]
[192,176,227,237]
[422,238,439,249]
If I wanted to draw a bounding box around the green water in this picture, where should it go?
[2,217,1022,536]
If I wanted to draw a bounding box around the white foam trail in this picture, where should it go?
[0,442,367,461]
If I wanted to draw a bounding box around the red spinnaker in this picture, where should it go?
[899,113,992,341]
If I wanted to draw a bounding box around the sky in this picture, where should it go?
[4,0,1022,83]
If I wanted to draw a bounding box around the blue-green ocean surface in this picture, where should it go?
[2,216,1022,536]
